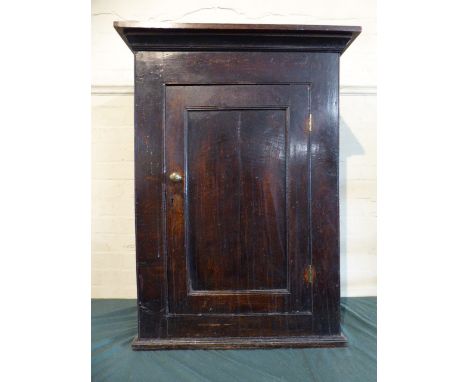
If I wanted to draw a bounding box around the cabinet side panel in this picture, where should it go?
[134,52,167,338]
[310,53,341,335]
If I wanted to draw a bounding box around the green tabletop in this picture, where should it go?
[92,297,376,381]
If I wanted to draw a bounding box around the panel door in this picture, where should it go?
[165,84,311,317]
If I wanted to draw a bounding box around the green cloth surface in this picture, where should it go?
[92,297,376,382]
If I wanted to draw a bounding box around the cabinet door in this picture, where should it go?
[166,84,312,326]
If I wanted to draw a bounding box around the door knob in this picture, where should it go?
[169,172,183,183]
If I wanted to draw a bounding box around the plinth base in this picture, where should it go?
[132,334,347,350]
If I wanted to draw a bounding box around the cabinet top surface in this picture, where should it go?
[114,21,361,33]
[114,21,361,54]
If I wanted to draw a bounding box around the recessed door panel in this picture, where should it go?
[187,108,287,292]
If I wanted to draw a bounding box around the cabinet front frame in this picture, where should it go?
[134,51,341,339]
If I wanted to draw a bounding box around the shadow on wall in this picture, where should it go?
[339,116,365,298]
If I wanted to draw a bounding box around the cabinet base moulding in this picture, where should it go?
[131,335,348,350]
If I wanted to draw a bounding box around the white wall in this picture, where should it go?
[91,0,376,297]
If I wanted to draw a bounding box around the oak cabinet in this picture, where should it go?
[114,22,360,350]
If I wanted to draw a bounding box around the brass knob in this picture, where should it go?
[169,172,183,183]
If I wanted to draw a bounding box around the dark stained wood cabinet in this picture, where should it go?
[114,22,360,350]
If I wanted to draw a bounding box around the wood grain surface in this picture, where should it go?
[114,23,360,349]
